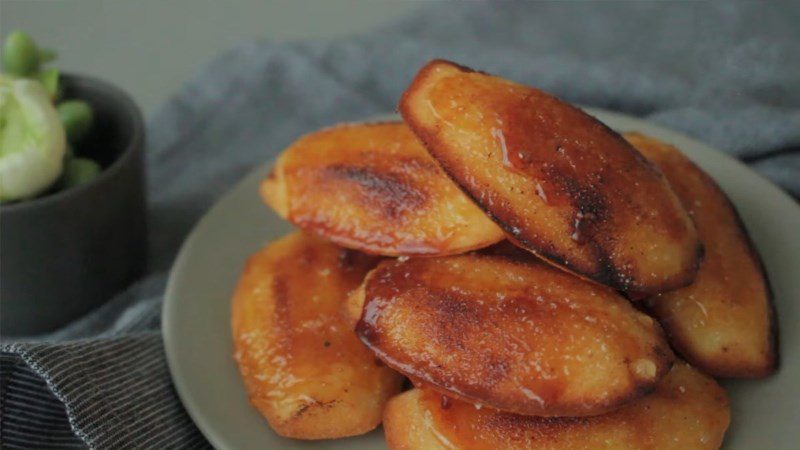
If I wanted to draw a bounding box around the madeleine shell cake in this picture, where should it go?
[261,122,504,256]
[231,232,403,439]
[383,362,730,450]
[626,133,778,378]
[400,59,701,295]
[354,254,674,417]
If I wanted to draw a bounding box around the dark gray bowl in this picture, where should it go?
[0,74,147,337]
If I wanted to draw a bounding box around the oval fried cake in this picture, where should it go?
[400,59,701,295]
[354,254,674,417]
[383,362,730,450]
[261,122,504,256]
[231,232,403,439]
[626,133,778,378]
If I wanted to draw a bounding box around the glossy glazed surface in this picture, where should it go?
[627,133,778,378]
[356,254,674,416]
[261,122,504,256]
[400,60,700,295]
[231,232,402,439]
[383,362,730,450]
[164,110,800,450]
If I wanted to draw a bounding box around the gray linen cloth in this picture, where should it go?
[2,2,798,448]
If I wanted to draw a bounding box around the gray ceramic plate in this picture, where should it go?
[163,110,800,450]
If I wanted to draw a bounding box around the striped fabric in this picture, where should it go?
[2,2,798,449]
[0,355,84,449]
[1,293,209,449]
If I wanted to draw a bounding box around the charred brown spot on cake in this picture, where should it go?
[323,164,427,220]
[292,399,339,419]
[425,292,482,344]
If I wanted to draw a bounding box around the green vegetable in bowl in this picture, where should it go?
[1,30,105,202]
[2,31,58,78]
[0,75,67,201]
[2,31,40,76]
[36,68,60,100]
[62,157,101,188]
[58,100,93,142]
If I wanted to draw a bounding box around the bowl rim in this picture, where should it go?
[0,73,145,214]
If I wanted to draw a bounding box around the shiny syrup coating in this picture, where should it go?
[400,59,701,295]
[356,254,674,417]
[261,122,504,256]
[626,133,777,378]
[231,232,403,439]
[383,362,730,450]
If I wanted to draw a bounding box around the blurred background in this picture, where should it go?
[3,0,419,114]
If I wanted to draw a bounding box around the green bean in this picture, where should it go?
[36,68,60,100]
[62,158,101,188]
[3,31,40,76]
[57,100,94,142]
